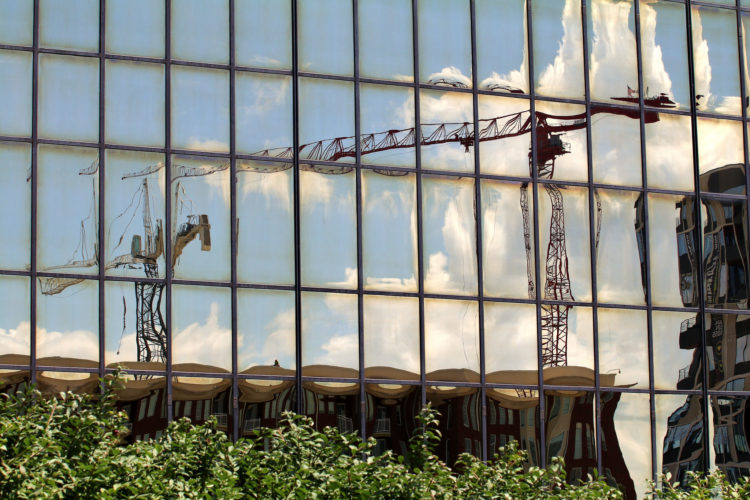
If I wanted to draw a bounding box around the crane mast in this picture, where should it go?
[41,90,663,371]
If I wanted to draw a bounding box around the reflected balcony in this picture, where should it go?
[337,415,354,434]
[677,364,697,390]
[213,412,228,429]
[373,417,391,437]
[243,418,261,434]
[679,316,701,350]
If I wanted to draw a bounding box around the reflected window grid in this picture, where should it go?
[2,0,750,491]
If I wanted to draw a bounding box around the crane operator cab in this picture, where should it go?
[171,214,212,266]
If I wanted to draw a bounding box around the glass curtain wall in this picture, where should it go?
[2,0,750,496]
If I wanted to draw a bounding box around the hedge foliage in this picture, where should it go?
[0,376,748,499]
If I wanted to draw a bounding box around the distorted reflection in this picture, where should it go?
[649,166,750,483]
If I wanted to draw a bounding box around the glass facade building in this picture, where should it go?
[2,0,750,496]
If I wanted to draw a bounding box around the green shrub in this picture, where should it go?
[7,375,735,499]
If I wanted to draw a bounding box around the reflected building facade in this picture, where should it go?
[636,163,750,485]
[2,0,750,498]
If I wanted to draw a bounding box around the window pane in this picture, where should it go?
[425,299,479,377]
[591,111,641,187]
[485,302,537,372]
[697,118,744,193]
[648,193,698,308]
[653,311,701,391]
[0,277,30,359]
[477,95,531,177]
[105,280,167,368]
[701,199,749,307]
[171,67,229,152]
[476,0,528,94]
[482,179,536,299]
[359,0,413,81]
[532,0,584,99]
[422,175,477,295]
[171,0,229,64]
[641,0,690,112]
[605,392,651,498]
[364,295,419,374]
[37,145,99,275]
[236,0,292,70]
[106,0,165,58]
[235,73,292,155]
[644,112,694,191]
[298,0,353,76]
[598,308,648,388]
[419,90,474,173]
[656,394,705,486]
[104,150,166,278]
[105,60,165,147]
[40,0,98,52]
[0,142,31,271]
[534,101,589,183]
[238,289,295,372]
[691,5,741,116]
[539,184,591,302]
[300,168,357,288]
[596,189,646,305]
[302,292,358,370]
[0,50,32,138]
[170,155,231,282]
[37,279,99,362]
[39,55,99,142]
[298,78,354,162]
[418,0,471,87]
[362,170,417,292]
[172,285,231,371]
[359,83,415,167]
[587,0,638,105]
[237,162,294,285]
[0,0,33,46]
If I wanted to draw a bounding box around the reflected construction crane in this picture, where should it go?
[39,160,216,365]
[252,94,662,368]
[39,87,665,370]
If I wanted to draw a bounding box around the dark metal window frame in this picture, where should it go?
[1,0,750,483]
